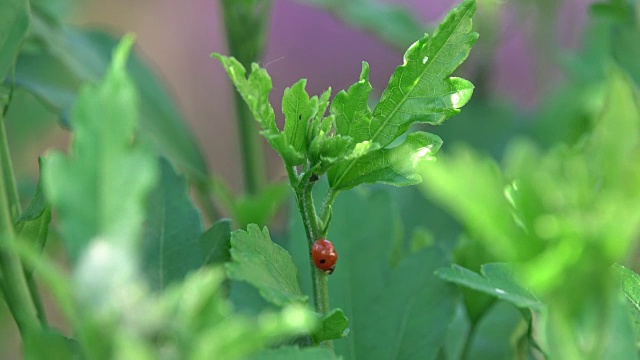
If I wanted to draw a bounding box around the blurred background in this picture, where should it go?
[8,0,592,187]
[1,0,614,357]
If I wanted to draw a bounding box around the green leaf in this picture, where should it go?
[331,62,373,144]
[200,218,232,267]
[43,35,158,261]
[613,264,640,328]
[0,0,30,80]
[436,263,543,310]
[288,189,458,359]
[15,157,51,275]
[140,158,204,290]
[330,131,442,190]
[214,55,304,165]
[371,0,477,140]
[419,146,523,260]
[282,79,318,155]
[250,346,338,360]
[23,328,79,360]
[234,182,292,228]
[15,23,210,181]
[227,224,307,306]
[312,308,349,343]
[464,301,528,360]
[440,301,471,360]
[329,0,477,190]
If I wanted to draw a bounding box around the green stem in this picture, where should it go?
[296,178,332,341]
[220,0,273,195]
[0,159,40,334]
[0,113,44,333]
[0,109,20,221]
[26,275,47,325]
[319,189,338,238]
[233,94,266,194]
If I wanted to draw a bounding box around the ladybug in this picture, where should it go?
[311,239,338,274]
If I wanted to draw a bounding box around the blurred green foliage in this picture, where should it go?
[2,0,640,358]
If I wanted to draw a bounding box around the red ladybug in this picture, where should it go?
[311,239,338,274]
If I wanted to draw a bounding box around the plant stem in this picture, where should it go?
[319,188,338,237]
[220,0,273,195]
[0,160,40,334]
[1,111,48,327]
[232,94,266,194]
[295,176,332,315]
[0,109,20,221]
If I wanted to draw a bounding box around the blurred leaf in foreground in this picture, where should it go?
[0,0,30,80]
[44,35,158,261]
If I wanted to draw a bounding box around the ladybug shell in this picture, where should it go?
[311,239,338,274]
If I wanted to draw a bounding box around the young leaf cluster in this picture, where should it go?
[214,0,478,192]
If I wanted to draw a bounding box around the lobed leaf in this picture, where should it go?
[226,224,307,306]
[214,54,305,165]
[43,35,158,261]
[329,0,477,190]
[331,62,373,144]
[282,79,319,156]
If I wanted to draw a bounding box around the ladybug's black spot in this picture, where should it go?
[319,259,326,264]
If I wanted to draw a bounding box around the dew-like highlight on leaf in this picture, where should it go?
[495,288,506,295]
[422,56,429,64]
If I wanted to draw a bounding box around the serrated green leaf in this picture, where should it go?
[436,264,543,310]
[330,131,442,191]
[200,219,232,266]
[213,55,277,132]
[331,62,373,143]
[372,0,477,133]
[15,157,51,276]
[43,35,158,261]
[282,79,318,155]
[329,0,477,191]
[227,224,307,306]
[214,55,305,165]
[312,308,349,343]
[0,0,30,80]
[140,158,203,290]
[250,346,338,360]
